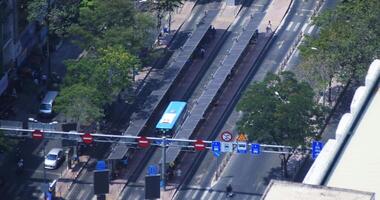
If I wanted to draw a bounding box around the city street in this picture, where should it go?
[174,0,338,199]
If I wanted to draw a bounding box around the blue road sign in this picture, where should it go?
[96,160,107,170]
[212,141,221,153]
[251,143,261,155]
[122,159,128,166]
[147,165,158,176]
[236,142,247,154]
[312,141,323,159]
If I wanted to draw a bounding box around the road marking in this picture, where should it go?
[209,191,218,199]
[293,22,301,31]
[286,21,294,31]
[191,189,200,199]
[307,25,316,34]
[216,192,225,200]
[301,23,308,32]
[78,189,86,200]
[200,190,210,200]
[277,40,284,49]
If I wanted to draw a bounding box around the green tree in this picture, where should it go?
[149,0,183,31]
[55,83,104,130]
[69,0,155,54]
[237,72,326,177]
[65,46,140,102]
[299,0,380,87]
[27,0,80,38]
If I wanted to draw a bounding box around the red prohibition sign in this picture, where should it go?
[221,131,233,142]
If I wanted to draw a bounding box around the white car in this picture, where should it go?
[44,148,64,169]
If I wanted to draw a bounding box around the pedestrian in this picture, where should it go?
[200,48,205,58]
[176,169,182,177]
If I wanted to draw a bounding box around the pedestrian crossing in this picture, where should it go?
[178,188,261,200]
[285,21,316,35]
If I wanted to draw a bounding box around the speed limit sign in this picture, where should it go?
[221,131,233,142]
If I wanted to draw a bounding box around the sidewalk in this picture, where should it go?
[55,155,90,198]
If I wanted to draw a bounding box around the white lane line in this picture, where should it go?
[307,25,316,34]
[277,40,284,49]
[293,22,301,31]
[208,191,218,199]
[192,189,200,199]
[286,21,294,31]
[216,192,225,200]
[301,23,308,32]
[201,190,211,200]
[77,189,86,200]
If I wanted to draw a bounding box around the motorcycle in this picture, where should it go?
[16,158,24,174]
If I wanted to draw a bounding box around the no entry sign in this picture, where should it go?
[138,136,150,148]
[81,133,94,144]
[194,139,205,151]
[32,130,43,140]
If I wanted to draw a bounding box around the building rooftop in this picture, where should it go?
[303,60,380,196]
[261,180,375,200]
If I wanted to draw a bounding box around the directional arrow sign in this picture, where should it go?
[194,139,205,151]
[138,136,150,148]
[81,133,93,144]
[32,129,43,140]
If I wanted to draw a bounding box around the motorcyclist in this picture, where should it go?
[16,158,24,173]
[226,184,233,197]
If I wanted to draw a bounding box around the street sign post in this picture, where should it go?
[236,142,247,154]
[194,139,205,151]
[312,141,323,159]
[81,133,93,144]
[251,143,261,155]
[138,136,150,148]
[32,129,44,140]
[211,141,221,152]
[221,142,233,152]
[221,131,233,142]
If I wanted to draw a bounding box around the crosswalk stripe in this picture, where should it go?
[307,25,316,34]
[301,23,308,32]
[208,191,218,199]
[200,190,210,200]
[191,189,200,199]
[286,21,294,31]
[216,192,225,200]
[293,22,300,31]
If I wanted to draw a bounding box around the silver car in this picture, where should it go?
[44,148,64,169]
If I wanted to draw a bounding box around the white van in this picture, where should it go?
[39,91,58,117]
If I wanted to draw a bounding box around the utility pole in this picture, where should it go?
[161,136,166,191]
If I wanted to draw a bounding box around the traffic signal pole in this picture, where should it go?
[161,136,166,190]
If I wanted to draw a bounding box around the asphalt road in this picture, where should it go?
[0,139,65,200]
[174,0,339,199]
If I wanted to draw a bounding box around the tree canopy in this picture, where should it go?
[69,0,155,53]
[55,83,104,130]
[237,72,324,147]
[237,72,326,177]
[299,0,380,89]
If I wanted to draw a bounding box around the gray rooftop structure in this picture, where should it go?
[108,8,219,160]
[261,180,375,200]
[164,5,268,164]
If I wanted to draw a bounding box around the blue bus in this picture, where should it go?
[156,101,187,136]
